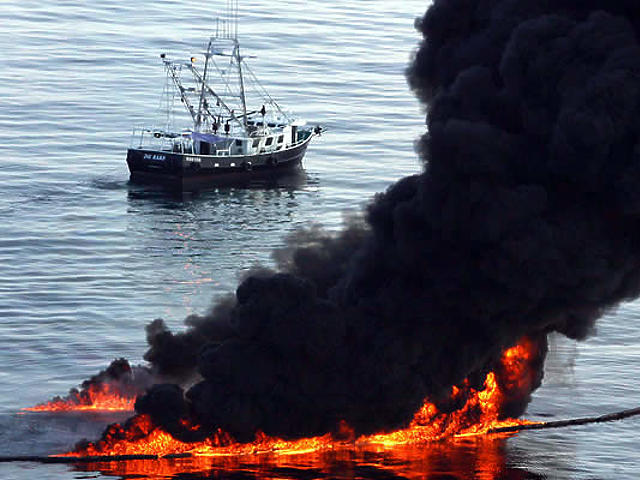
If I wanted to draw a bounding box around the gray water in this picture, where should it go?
[0,1,638,479]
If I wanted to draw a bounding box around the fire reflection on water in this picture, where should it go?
[70,437,544,480]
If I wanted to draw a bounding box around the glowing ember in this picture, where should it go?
[23,383,136,413]
[57,337,543,458]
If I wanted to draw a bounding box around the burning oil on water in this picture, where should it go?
[54,337,542,458]
[22,359,149,413]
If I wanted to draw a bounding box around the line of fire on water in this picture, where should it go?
[54,338,543,459]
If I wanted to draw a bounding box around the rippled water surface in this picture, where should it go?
[0,1,639,479]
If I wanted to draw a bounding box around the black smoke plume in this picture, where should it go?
[135,0,640,443]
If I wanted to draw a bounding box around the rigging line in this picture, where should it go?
[185,46,236,104]
[188,64,243,128]
[243,63,283,110]
[242,62,289,119]
[208,54,241,101]
[166,62,197,122]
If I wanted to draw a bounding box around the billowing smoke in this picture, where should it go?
[135,0,640,443]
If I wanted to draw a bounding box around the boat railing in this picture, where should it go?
[130,127,192,151]
[130,125,314,156]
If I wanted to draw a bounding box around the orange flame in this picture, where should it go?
[23,383,136,413]
[56,337,542,459]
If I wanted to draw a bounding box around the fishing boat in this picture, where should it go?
[126,1,321,188]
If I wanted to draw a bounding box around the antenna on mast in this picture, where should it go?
[223,0,238,39]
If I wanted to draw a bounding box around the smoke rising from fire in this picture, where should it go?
[131,0,640,443]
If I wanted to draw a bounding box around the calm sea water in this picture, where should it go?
[0,1,638,479]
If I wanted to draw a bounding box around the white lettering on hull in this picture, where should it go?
[143,153,166,161]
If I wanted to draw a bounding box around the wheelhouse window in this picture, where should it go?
[265,137,274,146]
[277,135,284,143]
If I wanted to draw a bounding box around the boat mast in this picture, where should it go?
[228,0,248,131]
[189,0,247,133]
[235,46,248,131]
[188,66,243,127]
[195,38,213,132]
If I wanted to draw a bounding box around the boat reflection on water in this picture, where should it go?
[126,168,312,202]
[70,436,545,480]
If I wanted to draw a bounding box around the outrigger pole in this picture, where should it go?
[162,56,197,124]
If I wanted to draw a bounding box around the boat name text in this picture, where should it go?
[144,154,166,161]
